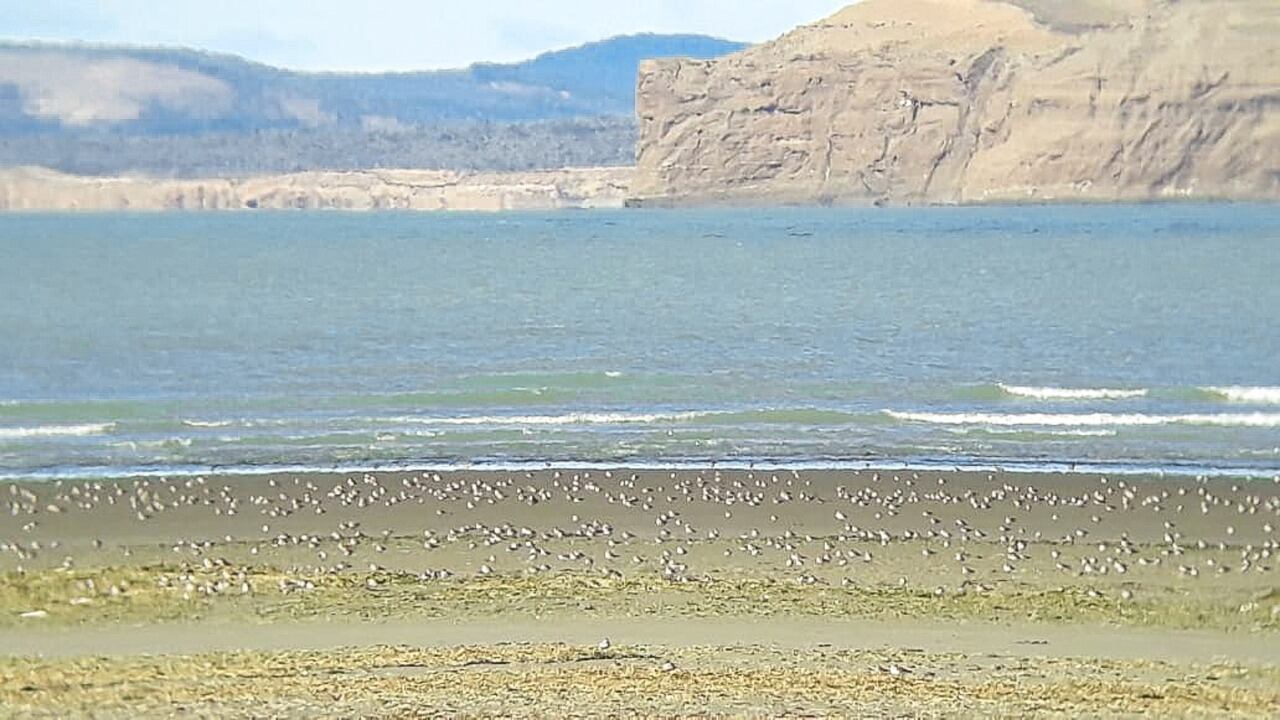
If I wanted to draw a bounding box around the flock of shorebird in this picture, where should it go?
[3,469,1278,604]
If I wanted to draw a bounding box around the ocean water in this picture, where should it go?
[1,205,1278,479]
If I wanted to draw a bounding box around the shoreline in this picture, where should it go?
[5,457,1280,482]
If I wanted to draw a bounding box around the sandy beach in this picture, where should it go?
[2,468,1277,716]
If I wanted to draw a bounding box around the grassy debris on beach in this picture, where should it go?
[4,643,1279,718]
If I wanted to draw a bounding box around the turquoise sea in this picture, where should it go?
[1,205,1278,479]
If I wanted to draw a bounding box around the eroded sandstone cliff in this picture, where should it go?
[632,0,1280,206]
[0,167,632,211]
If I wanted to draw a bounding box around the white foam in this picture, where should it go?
[999,384,1148,400]
[110,437,191,450]
[376,411,718,426]
[0,423,114,440]
[1054,429,1120,437]
[1047,429,1120,437]
[604,371,624,378]
[948,427,1118,437]
[887,410,1280,428]
[394,429,442,438]
[1204,386,1280,404]
[182,420,233,428]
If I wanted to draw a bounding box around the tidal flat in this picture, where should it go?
[2,468,1278,717]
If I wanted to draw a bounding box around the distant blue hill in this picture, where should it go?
[0,34,747,135]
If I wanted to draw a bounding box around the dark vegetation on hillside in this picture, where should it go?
[0,35,743,175]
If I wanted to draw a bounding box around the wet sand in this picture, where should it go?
[2,468,1278,717]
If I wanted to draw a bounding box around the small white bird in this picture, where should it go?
[598,637,611,651]
[882,663,911,677]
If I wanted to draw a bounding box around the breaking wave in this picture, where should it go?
[1202,386,1280,404]
[0,423,115,440]
[885,411,1280,428]
[370,411,721,426]
[998,384,1148,401]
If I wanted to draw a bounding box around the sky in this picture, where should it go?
[2,0,851,72]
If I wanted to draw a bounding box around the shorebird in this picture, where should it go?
[881,663,911,677]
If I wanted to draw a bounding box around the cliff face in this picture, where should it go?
[632,0,1280,206]
[0,167,632,212]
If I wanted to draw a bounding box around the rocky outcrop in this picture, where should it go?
[631,0,1280,206]
[0,166,632,211]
